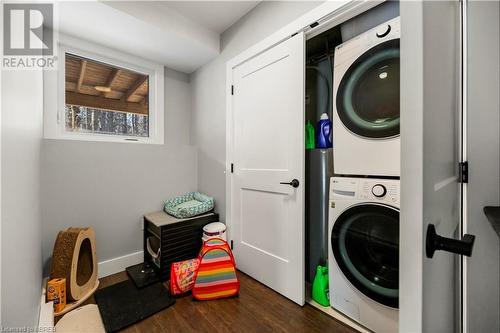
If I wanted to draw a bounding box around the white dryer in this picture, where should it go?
[329,177,399,332]
[332,17,400,177]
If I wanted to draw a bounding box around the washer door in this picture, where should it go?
[331,203,399,308]
[336,39,400,139]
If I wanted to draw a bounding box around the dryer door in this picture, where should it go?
[336,39,400,139]
[331,203,399,308]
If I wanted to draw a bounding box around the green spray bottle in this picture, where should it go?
[305,120,315,149]
[312,265,330,306]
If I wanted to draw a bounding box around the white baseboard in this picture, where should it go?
[38,277,54,329]
[97,250,143,278]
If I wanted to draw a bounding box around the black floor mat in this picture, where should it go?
[94,279,175,332]
[126,262,160,288]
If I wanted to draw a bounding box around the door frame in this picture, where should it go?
[225,0,382,269]
[460,1,468,331]
[461,1,500,331]
[400,0,466,331]
[0,29,2,326]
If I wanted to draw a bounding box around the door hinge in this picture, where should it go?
[230,240,234,250]
[459,161,468,183]
[231,85,234,95]
[230,163,234,173]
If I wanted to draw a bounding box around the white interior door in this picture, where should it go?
[400,1,474,332]
[229,32,305,305]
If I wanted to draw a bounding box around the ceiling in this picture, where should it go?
[56,1,261,73]
[160,1,261,34]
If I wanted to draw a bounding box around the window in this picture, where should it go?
[44,40,164,144]
[65,54,150,138]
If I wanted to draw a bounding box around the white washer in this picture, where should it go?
[329,177,399,332]
[332,17,400,177]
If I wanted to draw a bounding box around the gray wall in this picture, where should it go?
[1,70,43,326]
[191,1,323,222]
[41,68,197,269]
[466,1,500,331]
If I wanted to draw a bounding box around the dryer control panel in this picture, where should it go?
[334,16,400,68]
[330,177,400,206]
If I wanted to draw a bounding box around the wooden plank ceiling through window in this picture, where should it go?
[65,54,149,115]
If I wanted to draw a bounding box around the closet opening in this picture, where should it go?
[304,2,400,332]
[304,22,340,286]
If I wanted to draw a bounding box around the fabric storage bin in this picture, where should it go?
[202,222,227,242]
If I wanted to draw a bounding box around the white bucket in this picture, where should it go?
[202,222,227,242]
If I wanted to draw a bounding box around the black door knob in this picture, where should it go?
[426,224,475,258]
[280,179,300,188]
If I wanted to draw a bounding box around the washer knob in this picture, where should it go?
[372,184,387,198]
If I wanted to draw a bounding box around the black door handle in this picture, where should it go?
[426,224,475,258]
[280,179,300,188]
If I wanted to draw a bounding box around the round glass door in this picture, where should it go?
[336,39,400,139]
[331,203,399,308]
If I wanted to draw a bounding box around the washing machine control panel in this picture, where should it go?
[331,177,399,206]
[371,184,387,197]
[359,180,399,204]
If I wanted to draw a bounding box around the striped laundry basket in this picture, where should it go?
[192,238,240,300]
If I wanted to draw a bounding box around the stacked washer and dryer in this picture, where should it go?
[328,17,400,332]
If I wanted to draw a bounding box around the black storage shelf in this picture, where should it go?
[143,211,219,281]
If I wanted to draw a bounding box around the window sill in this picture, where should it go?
[43,131,164,145]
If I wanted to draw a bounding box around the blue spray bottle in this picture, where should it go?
[316,113,333,148]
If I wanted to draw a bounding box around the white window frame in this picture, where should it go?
[44,35,164,144]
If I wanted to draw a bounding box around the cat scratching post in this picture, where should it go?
[50,227,98,313]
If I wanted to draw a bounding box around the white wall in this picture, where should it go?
[191,1,323,222]
[41,67,197,272]
[1,69,44,326]
[466,1,500,331]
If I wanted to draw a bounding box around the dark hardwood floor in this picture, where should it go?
[89,271,358,333]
